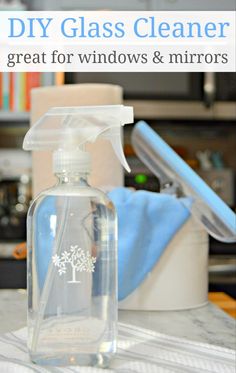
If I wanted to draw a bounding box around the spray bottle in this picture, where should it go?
[23,105,133,367]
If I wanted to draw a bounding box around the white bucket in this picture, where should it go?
[119,216,209,311]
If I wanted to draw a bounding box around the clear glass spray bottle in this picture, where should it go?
[23,105,133,367]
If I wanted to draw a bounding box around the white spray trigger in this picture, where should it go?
[23,105,133,174]
[103,127,131,173]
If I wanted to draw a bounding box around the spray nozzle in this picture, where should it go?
[23,105,133,173]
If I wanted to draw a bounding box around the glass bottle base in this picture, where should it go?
[30,352,112,368]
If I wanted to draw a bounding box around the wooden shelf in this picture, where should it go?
[209,292,236,319]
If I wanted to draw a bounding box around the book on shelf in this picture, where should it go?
[0,72,65,113]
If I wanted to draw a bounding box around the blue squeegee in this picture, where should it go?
[132,121,236,243]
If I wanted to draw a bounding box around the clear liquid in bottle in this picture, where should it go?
[27,174,117,367]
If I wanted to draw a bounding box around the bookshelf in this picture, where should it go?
[0,111,30,122]
[0,72,65,128]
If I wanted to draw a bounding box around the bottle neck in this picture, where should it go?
[55,172,89,187]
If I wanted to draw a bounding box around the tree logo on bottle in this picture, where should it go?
[52,245,96,283]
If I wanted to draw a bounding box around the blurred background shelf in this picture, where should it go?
[0,112,30,123]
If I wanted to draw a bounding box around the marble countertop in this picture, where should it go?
[0,289,235,350]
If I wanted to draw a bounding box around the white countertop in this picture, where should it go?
[0,289,235,350]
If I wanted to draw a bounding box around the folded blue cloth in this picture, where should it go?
[109,188,191,301]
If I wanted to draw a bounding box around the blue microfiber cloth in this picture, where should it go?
[109,187,191,301]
